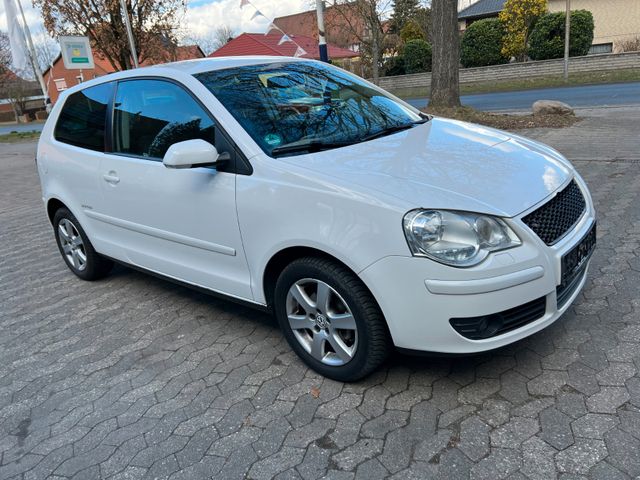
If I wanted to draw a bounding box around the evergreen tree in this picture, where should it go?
[391,0,421,32]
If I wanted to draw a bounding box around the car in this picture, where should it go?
[36,56,596,382]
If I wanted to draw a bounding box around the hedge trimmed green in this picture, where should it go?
[529,10,594,60]
[403,39,432,73]
[460,18,508,68]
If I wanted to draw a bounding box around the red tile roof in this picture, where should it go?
[209,33,358,60]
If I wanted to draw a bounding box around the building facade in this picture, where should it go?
[548,0,640,53]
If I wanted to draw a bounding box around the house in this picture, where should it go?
[209,33,359,61]
[458,0,505,31]
[459,0,640,55]
[458,0,480,12]
[273,4,365,52]
[0,70,43,121]
[548,0,640,53]
[43,45,205,104]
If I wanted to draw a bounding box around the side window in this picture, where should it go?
[113,79,215,160]
[54,82,112,152]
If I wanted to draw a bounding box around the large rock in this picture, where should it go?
[533,100,574,116]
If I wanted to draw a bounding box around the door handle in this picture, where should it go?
[103,172,120,184]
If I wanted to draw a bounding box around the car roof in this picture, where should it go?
[58,56,312,98]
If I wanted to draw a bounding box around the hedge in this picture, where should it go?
[528,10,594,60]
[460,18,509,68]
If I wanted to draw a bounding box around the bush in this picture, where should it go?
[383,55,406,76]
[460,18,509,68]
[529,10,594,60]
[618,36,640,53]
[400,19,426,43]
[403,39,432,74]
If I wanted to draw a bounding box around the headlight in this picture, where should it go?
[403,210,521,267]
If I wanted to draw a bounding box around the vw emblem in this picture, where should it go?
[315,313,329,329]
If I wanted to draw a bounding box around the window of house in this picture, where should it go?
[588,43,613,55]
[53,78,67,92]
[113,79,216,160]
[54,82,112,152]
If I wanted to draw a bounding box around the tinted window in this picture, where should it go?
[195,62,423,157]
[54,82,112,152]
[113,79,215,160]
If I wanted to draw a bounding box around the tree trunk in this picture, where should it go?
[429,0,461,108]
[371,32,380,83]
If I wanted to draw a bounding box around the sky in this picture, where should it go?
[0,0,311,57]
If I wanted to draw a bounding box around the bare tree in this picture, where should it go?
[429,0,460,107]
[33,0,187,71]
[184,25,234,56]
[330,0,393,82]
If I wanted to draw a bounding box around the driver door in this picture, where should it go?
[93,78,252,300]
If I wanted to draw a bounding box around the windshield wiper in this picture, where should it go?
[360,118,430,143]
[271,140,353,157]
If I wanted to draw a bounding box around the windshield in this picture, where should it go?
[194,61,425,157]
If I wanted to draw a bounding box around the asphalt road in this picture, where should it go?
[404,81,640,111]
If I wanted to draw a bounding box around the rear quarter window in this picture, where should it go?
[54,82,112,152]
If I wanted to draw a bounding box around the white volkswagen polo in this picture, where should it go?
[37,57,596,381]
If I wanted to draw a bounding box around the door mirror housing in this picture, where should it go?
[163,139,229,169]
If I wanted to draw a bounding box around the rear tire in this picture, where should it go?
[274,257,391,382]
[53,207,113,281]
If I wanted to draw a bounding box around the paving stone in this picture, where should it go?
[332,439,383,471]
[571,413,617,439]
[470,448,521,480]
[539,407,575,450]
[586,387,630,413]
[458,416,490,461]
[555,439,608,474]
[490,416,539,447]
[603,428,640,477]
[520,436,558,480]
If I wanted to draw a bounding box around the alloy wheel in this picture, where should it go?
[57,218,87,271]
[286,278,358,366]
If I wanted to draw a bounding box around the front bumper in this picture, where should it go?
[359,178,596,353]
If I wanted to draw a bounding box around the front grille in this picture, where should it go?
[450,297,547,340]
[522,180,586,245]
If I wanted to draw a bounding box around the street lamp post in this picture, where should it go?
[119,0,139,68]
[563,0,570,81]
[316,0,329,63]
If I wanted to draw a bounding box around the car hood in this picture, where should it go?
[279,117,574,217]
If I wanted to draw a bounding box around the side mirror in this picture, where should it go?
[163,139,229,169]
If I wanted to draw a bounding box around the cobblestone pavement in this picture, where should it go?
[2,107,640,479]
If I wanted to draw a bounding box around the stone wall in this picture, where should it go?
[375,52,640,91]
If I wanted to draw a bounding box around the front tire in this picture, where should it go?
[53,207,113,281]
[274,257,391,382]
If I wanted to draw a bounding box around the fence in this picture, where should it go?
[375,51,640,91]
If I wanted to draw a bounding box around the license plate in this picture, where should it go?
[561,222,596,285]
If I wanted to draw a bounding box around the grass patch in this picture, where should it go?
[0,130,41,143]
[390,68,640,100]
[424,106,579,130]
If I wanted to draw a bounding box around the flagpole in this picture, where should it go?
[315,0,329,63]
[119,0,139,68]
[15,0,48,106]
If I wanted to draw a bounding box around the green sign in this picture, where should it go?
[71,57,90,64]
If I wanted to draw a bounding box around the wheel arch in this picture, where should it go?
[46,197,69,225]
[262,246,376,311]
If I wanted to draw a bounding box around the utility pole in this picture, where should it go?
[15,0,48,106]
[316,0,329,63]
[119,0,139,68]
[563,0,570,81]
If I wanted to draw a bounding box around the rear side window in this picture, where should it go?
[54,82,112,152]
[113,79,215,160]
